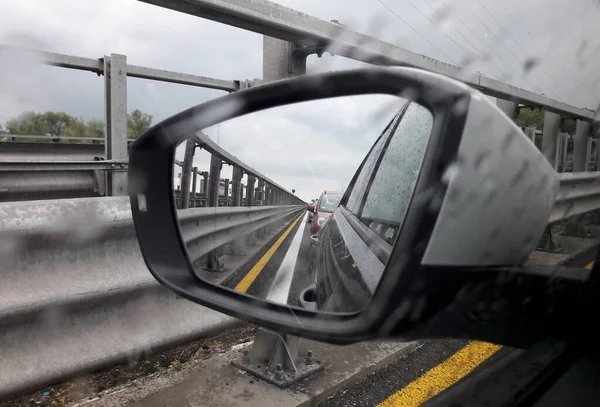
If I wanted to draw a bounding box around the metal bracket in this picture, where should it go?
[231,328,324,387]
[536,225,562,253]
[202,251,224,272]
[92,157,107,196]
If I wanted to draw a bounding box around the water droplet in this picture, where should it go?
[452,97,469,116]
[442,161,461,185]
[522,57,540,74]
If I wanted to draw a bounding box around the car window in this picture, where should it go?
[345,112,402,214]
[359,103,434,244]
[318,194,342,213]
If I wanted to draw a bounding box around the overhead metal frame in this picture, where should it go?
[139,0,596,120]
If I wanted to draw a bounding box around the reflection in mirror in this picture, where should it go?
[172,94,434,315]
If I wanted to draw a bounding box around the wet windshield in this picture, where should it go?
[2,0,599,406]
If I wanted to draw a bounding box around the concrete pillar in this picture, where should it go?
[542,111,560,169]
[263,37,307,82]
[573,120,590,172]
[496,100,517,120]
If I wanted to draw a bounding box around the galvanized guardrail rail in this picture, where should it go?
[0,196,303,399]
[0,172,598,398]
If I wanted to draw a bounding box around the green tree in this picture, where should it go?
[63,117,87,140]
[127,109,152,139]
[516,108,544,129]
[85,120,105,139]
[38,112,74,137]
[6,111,43,135]
[560,118,576,134]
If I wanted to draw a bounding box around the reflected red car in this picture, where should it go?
[309,190,343,235]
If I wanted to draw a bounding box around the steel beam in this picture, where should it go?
[104,54,129,196]
[138,0,595,120]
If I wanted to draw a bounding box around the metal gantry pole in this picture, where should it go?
[103,54,128,196]
[180,139,196,209]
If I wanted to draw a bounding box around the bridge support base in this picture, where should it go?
[202,251,224,272]
[231,328,324,388]
[536,225,562,253]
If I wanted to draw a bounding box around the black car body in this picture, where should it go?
[307,100,433,313]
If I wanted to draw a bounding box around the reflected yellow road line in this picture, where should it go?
[378,342,501,407]
[234,212,305,293]
[585,261,594,269]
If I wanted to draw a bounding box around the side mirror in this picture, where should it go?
[129,67,559,347]
[307,204,315,213]
[309,234,319,247]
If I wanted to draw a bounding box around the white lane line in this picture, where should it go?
[266,212,308,304]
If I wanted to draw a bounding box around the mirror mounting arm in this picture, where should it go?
[397,265,600,349]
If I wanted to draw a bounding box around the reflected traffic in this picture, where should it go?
[171,94,433,314]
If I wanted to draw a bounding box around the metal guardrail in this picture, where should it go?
[0,196,302,399]
[1,45,245,92]
[551,172,600,223]
[0,168,599,398]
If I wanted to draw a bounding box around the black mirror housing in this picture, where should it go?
[128,66,559,347]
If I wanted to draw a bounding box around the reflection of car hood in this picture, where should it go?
[317,212,333,219]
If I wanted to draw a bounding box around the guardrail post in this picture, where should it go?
[586,139,597,171]
[232,167,242,206]
[204,154,225,271]
[104,53,128,196]
[246,175,255,207]
[180,138,196,209]
[564,120,593,237]
[543,111,560,170]
[256,179,264,204]
[201,171,209,205]
[263,37,307,80]
[536,225,561,252]
[255,179,267,238]
[191,167,198,207]
[232,328,324,388]
[264,183,271,205]
[224,178,230,206]
[246,175,257,246]
[228,167,246,255]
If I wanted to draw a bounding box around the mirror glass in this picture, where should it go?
[172,94,434,314]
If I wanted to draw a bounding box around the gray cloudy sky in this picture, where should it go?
[174,94,404,201]
[2,0,600,200]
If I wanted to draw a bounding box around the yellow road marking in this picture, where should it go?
[378,341,501,407]
[234,212,305,293]
[585,261,594,269]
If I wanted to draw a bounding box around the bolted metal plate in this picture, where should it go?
[231,352,324,388]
